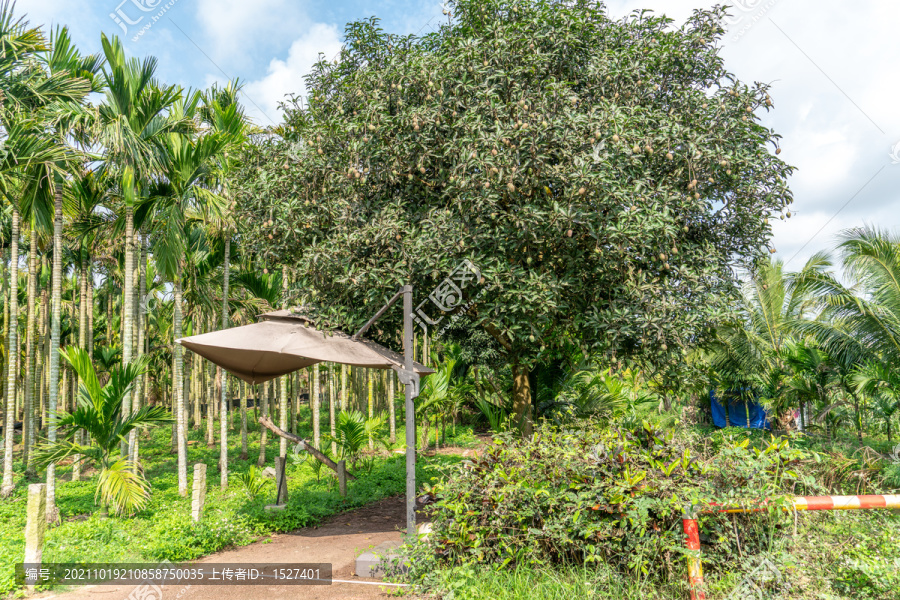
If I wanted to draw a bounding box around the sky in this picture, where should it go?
[14,0,900,271]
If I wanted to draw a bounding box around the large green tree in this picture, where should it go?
[234,0,793,431]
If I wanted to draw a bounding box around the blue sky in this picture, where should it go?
[14,0,900,269]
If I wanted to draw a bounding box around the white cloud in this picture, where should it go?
[194,0,313,64]
[242,23,343,126]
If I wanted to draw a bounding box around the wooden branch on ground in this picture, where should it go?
[258,416,357,480]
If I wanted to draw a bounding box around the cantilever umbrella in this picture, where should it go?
[176,309,433,385]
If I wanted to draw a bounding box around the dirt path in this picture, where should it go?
[36,495,422,600]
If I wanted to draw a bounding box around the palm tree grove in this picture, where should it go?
[0,0,898,598]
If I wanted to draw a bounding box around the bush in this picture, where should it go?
[401,420,821,585]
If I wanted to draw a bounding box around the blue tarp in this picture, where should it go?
[709,389,772,429]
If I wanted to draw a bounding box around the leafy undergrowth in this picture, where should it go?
[0,418,463,596]
[392,420,900,599]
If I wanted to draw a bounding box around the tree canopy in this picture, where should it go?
[234,0,794,424]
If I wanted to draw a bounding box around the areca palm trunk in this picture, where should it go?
[368,369,374,450]
[131,236,147,465]
[1,256,7,423]
[121,206,134,459]
[312,363,320,448]
[257,382,268,466]
[240,379,248,460]
[388,370,395,444]
[218,238,230,485]
[278,374,288,457]
[206,313,215,447]
[128,236,140,462]
[39,280,48,428]
[329,363,336,456]
[291,370,299,434]
[341,364,348,411]
[1,210,20,496]
[174,261,187,496]
[278,266,289,457]
[23,227,38,476]
[46,184,64,523]
[73,255,90,482]
[87,263,94,356]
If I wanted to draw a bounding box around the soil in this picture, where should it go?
[36,495,425,600]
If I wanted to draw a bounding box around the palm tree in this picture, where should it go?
[1,5,93,497]
[200,81,248,488]
[707,256,830,427]
[801,227,900,381]
[38,23,102,522]
[34,347,172,515]
[149,95,228,495]
[325,410,387,470]
[69,170,111,479]
[781,340,841,436]
[95,32,182,465]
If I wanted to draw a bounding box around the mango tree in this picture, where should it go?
[234,0,794,432]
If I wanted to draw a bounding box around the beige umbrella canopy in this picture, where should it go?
[176,310,434,384]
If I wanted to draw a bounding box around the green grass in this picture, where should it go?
[0,410,466,595]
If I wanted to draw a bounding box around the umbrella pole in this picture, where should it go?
[403,284,416,537]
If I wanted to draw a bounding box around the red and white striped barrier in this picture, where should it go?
[683,494,900,600]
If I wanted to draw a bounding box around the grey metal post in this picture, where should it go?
[403,284,415,536]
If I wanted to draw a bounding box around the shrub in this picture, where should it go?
[403,419,820,584]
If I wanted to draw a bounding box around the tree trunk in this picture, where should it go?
[23,227,37,477]
[511,363,533,436]
[206,319,215,447]
[257,383,269,466]
[73,255,90,482]
[367,369,374,450]
[87,263,94,359]
[46,184,63,523]
[278,374,288,457]
[1,210,20,496]
[174,261,187,496]
[240,380,248,460]
[105,273,113,347]
[853,393,863,444]
[121,206,135,460]
[1,252,7,438]
[388,370,395,444]
[329,363,336,455]
[291,370,299,434]
[170,352,177,453]
[341,364,348,411]
[130,235,146,464]
[312,363,320,448]
[38,279,47,433]
[192,347,200,430]
[219,235,230,488]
